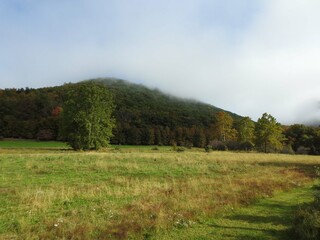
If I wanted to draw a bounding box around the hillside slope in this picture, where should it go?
[88,78,241,145]
[93,78,240,126]
[0,78,241,146]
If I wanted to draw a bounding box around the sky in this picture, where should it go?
[1,0,320,124]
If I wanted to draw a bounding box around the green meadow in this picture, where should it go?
[0,139,69,149]
[0,141,319,239]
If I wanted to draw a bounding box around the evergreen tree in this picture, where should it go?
[60,82,115,150]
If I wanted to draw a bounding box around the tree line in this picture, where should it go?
[0,80,319,154]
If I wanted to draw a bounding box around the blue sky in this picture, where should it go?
[1,0,320,124]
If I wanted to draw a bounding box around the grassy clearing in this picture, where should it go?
[0,148,319,239]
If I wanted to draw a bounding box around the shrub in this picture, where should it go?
[36,129,54,141]
[171,143,177,151]
[0,136,3,141]
[296,146,310,155]
[293,179,320,239]
[151,146,159,151]
[185,142,193,149]
[239,141,255,151]
[309,146,320,156]
[210,140,227,151]
[226,140,241,151]
[280,144,295,155]
[176,147,186,152]
[204,145,212,152]
[293,206,320,240]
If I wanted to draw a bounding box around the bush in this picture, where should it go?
[176,147,186,152]
[204,145,212,152]
[226,140,241,151]
[0,136,3,141]
[280,144,295,155]
[210,140,227,151]
[293,181,320,240]
[185,142,193,149]
[293,206,320,240]
[171,142,177,151]
[36,129,54,141]
[113,147,121,151]
[151,146,159,151]
[239,141,255,151]
[296,146,310,155]
[309,146,320,156]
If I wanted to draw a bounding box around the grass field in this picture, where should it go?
[1,141,320,239]
[0,139,172,151]
[0,139,69,149]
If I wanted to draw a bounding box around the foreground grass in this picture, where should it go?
[158,184,314,239]
[0,148,319,239]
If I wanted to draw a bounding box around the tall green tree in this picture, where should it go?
[255,113,284,153]
[284,124,316,152]
[236,116,255,143]
[60,82,115,150]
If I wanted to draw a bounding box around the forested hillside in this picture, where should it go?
[0,78,239,146]
[1,78,319,153]
[94,79,240,146]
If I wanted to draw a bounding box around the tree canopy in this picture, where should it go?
[213,111,237,142]
[0,79,319,155]
[60,82,115,150]
[236,116,255,143]
[255,113,284,153]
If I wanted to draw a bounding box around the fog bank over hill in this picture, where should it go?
[1,1,320,124]
[295,100,320,126]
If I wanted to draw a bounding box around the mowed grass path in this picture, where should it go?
[0,145,319,239]
[158,185,314,239]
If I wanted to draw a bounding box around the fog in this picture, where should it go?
[0,0,319,124]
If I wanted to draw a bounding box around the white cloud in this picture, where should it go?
[0,0,319,124]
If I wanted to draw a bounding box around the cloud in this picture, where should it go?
[231,0,320,123]
[0,0,319,124]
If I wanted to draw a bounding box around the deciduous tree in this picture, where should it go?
[236,116,255,143]
[60,82,115,150]
[213,112,237,142]
[255,113,284,153]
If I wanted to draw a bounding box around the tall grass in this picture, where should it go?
[0,149,319,239]
[293,167,320,240]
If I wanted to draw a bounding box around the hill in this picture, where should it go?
[93,78,240,125]
[0,78,241,146]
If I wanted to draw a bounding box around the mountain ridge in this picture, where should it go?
[86,77,242,120]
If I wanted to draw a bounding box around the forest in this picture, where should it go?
[0,78,319,154]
